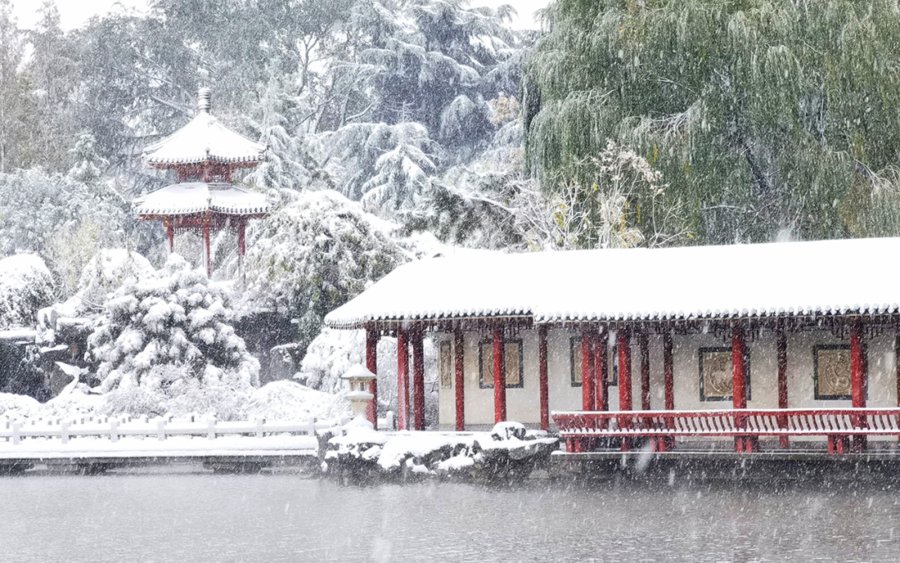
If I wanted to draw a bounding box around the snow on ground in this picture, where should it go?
[1,380,351,426]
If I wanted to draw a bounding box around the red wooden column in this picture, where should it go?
[732,324,754,452]
[166,221,175,253]
[365,328,378,429]
[538,326,550,431]
[850,319,868,452]
[202,219,212,277]
[454,328,465,431]
[396,328,410,431]
[662,331,674,450]
[895,332,900,443]
[776,328,788,449]
[412,328,426,431]
[617,329,633,451]
[492,325,507,423]
[581,330,596,411]
[593,330,607,415]
[639,330,650,412]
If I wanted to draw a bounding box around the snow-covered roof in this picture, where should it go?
[143,89,266,167]
[135,183,269,216]
[325,237,900,328]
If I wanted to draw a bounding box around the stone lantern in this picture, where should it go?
[342,364,376,419]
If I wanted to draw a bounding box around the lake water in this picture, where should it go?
[1,468,897,561]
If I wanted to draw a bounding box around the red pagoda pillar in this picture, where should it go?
[412,328,426,431]
[581,330,595,411]
[538,326,550,431]
[396,328,410,431]
[776,328,789,448]
[454,329,465,431]
[662,331,675,450]
[365,328,378,429]
[639,330,650,412]
[850,319,867,452]
[593,330,607,413]
[732,324,755,452]
[492,326,507,423]
[617,329,633,451]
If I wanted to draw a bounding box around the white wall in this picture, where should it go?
[435,327,899,430]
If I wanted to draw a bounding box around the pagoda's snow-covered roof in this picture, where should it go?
[135,183,269,216]
[325,237,900,328]
[144,110,266,167]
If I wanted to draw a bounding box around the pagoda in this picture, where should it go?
[136,87,270,276]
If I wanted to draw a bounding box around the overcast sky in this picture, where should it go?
[12,0,548,31]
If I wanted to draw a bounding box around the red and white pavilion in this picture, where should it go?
[326,237,900,456]
[136,88,270,276]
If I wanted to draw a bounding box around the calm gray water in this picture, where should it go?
[0,469,897,562]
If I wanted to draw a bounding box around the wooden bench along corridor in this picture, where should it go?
[553,408,900,454]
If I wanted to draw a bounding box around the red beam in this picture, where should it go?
[850,320,867,452]
[581,331,595,411]
[617,330,632,451]
[538,326,550,431]
[412,329,426,431]
[493,326,507,423]
[639,331,650,411]
[454,329,465,431]
[366,329,378,429]
[396,328,409,431]
[777,329,788,448]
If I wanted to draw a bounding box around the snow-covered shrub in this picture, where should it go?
[242,190,405,356]
[298,327,438,422]
[243,380,351,423]
[86,255,259,416]
[0,254,56,328]
[43,249,155,323]
[73,249,155,312]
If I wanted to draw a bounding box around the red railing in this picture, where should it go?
[552,408,900,454]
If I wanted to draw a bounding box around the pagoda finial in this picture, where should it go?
[198,87,211,113]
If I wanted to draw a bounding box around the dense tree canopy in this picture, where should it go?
[526,0,900,244]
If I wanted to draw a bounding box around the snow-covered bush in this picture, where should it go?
[0,254,56,328]
[242,190,405,356]
[243,380,350,423]
[86,255,259,416]
[72,249,155,312]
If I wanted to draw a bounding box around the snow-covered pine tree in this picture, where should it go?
[241,190,405,357]
[86,255,259,416]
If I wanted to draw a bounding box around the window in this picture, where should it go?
[699,347,751,402]
[570,336,618,387]
[813,344,852,400]
[570,336,582,386]
[439,341,453,389]
[479,339,524,389]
